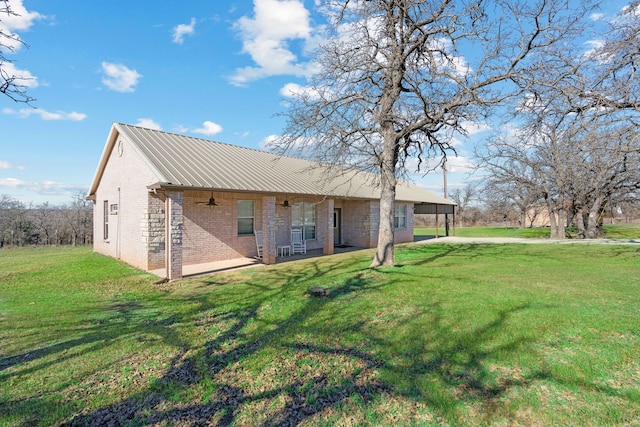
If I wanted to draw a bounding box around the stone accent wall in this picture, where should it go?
[142,207,165,251]
[166,191,183,280]
[146,194,166,270]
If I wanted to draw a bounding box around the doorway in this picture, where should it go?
[333,208,342,246]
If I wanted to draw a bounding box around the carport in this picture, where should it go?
[415,203,456,237]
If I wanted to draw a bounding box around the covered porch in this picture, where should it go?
[150,245,365,279]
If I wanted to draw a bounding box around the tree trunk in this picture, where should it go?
[371,132,398,268]
[557,208,567,239]
[576,208,586,238]
[547,206,566,239]
[548,207,558,238]
[585,197,605,238]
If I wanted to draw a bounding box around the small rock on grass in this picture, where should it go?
[307,286,328,297]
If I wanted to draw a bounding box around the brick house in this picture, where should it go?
[87,123,455,280]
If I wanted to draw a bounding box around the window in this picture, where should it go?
[394,204,407,228]
[103,200,109,240]
[237,200,255,236]
[292,202,316,240]
[110,204,119,214]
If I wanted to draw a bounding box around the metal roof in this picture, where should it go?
[89,122,455,205]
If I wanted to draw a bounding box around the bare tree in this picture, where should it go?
[482,178,544,228]
[64,191,94,245]
[0,193,95,247]
[30,201,56,245]
[0,193,27,246]
[448,183,477,227]
[0,0,35,103]
[568,120,639,238]
[274,0,591,266]
[575,1,640,113]
[477,103,640,239]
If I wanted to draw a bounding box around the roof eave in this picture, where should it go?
[87,123,120,199]
[147,182,456,206]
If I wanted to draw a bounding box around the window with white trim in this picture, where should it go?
[292,202,316,240]
[394,204,407,228]
[103,200,109,240]
[237,200,255,236]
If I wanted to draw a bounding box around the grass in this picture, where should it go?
[416,223,640,239]
[1,242,639,426]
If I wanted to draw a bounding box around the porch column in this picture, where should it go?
[165,191,183,281]
[323,198,335,255]
[368,201,379,248]
[261,196,276,264]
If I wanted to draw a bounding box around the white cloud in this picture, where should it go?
[173,125,190,134]
[231,0,317,85]
[1,60,39,88]
[0,177,26,188]
[192,120,223,136]
[417,36,470,77]
[589,12,604,21]
[279,82,322,99]
[172,18,196,44]
[101,62,142,92]
[0,1,43,90]
[0,0,44,51]
[408,153,475,181]
[0,177,86,198]
[582,39,614,64]
[622,2,640,16]
[444,155,475,173]
[2,107,86,121]
[584,39,605,52]
[38,180,76,195]
[0,161,13,169]
[259,134,279,149]
[516,92,547,113]
[135,118,162,130]
[459,120,491,136]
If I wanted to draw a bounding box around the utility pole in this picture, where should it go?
[443,159,449,236]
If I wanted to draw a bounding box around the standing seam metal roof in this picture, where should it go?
[99,123,455,205]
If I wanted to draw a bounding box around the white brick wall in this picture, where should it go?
[93,135,160,271]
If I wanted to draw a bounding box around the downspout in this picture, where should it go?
[116,187,121,259]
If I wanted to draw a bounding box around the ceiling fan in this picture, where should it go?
[197,191,218,206]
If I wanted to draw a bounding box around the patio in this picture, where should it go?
[150,245,365,279]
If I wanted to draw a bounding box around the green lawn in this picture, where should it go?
[416,223,640,239]
[1,243,639,426]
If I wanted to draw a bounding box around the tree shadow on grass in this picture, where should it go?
[4,247,577,426]
[0,301,184,377]
[53,268,388,426]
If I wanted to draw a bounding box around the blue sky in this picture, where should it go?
[0,0,631,205]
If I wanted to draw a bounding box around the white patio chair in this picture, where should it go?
[255,230,263,259]
[291,229,307,254]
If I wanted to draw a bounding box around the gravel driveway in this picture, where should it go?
[416,236,640,245]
